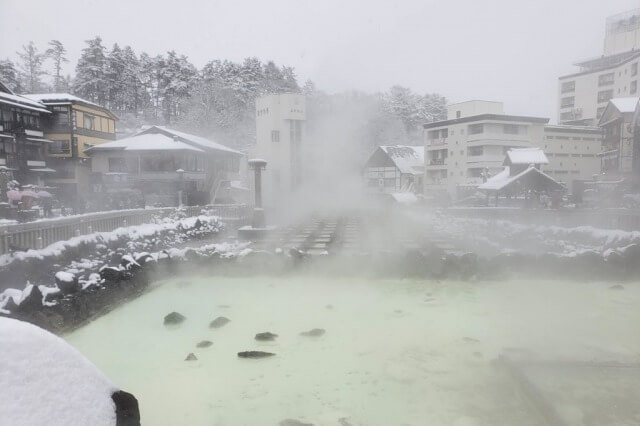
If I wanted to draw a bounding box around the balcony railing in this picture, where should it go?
[1,120,42,133]
[428,138,447,146]
[429,158,446,165]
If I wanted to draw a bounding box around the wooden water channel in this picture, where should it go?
[0,205,251,255]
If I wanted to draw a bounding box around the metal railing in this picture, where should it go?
[0,204,252,255]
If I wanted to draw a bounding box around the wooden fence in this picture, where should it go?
[0,204,252,255]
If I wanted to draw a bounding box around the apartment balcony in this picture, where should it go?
[426,158,448,170]
[427,138,447,147]
[466,154,505,165]
[466,136,531,147]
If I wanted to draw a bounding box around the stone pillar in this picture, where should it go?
[248,159,267,228]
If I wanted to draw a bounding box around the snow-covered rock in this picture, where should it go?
[55,271,80,295]
[0,317,139,426]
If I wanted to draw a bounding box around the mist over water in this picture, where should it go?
[66,275,640,426]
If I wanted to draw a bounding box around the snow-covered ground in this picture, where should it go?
[65,275,640,426]
[0,317,119,426]
[415,211,640,256]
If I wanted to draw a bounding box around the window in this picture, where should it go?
[561,81,575,93]
[503,124,519,134]
[140,155,177,172]
[108,157,127,172]
[633,63,638,77]
[83,114,95,130]
[597,89,613,103]
[427,130,439,140]
[560,97,575,108]
[468,124,483,135]
[560,112,575,121]
[598,73,614,86]
[456,110,461,118]
[439,129,448,138]
[271,130,280,142]
[52,108,70,127]
[468,146,483,156]
[631,80,638,95]
[49,140,70,155]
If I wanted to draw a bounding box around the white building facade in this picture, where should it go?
[542,125,603,183]
[254,93,306,209]
[424,101,604,200]
[424,101,547,200]
[558,9,640,126]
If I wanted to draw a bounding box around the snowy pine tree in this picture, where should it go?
[0,59,21,92]
[73,36,108,104]
[106,43,127,111]
[16,41,47,93]
[120,46,145,115]
[45,40,69,92]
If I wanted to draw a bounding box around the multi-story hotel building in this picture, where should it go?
[558,9,640,125]
[424,101,603,200]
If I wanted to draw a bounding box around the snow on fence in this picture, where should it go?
[0,204,251,255]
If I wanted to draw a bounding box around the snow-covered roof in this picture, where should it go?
[390,192,418,204]
[609,97,639,113]
[26,93,98,107]
[479,166,562,191]
[505,148,548,165]
[379,145,424,175]
[25,93,117,119]
[0,92,50,114]
[86,133,205,153]
[0,317,118,425]
[140,126,242,155]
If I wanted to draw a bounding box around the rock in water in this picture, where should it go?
[209,316,230,328]
[111,390,141,426]
[196,340,213,348]
[163,312,186,325]
[300,328,325,337]
[609,284,625,290]
[279,419,314,426]
[255,332,278,341]
[185,353,197,361]
[237,351,275,359]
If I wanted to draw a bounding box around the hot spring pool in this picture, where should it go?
[65,276,640,426]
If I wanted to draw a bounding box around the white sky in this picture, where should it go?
[1,0,639,121]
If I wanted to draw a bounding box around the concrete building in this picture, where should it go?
[558,9,640,126]
[363,145,424,194]
[424,101,548,200]
[424,101,604,200]
[604,9,640,56]
[254,93,306,208]
[542,125,602,183]
[24,93,117,206]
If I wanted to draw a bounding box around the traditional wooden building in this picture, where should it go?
[86,126,244,208]
[597,97,639,179]
[0,82,54,188]
[479,148,564,206]
[363,145,424,194]
[24,93,117,206]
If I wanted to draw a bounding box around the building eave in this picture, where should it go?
[423,114,549,129]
